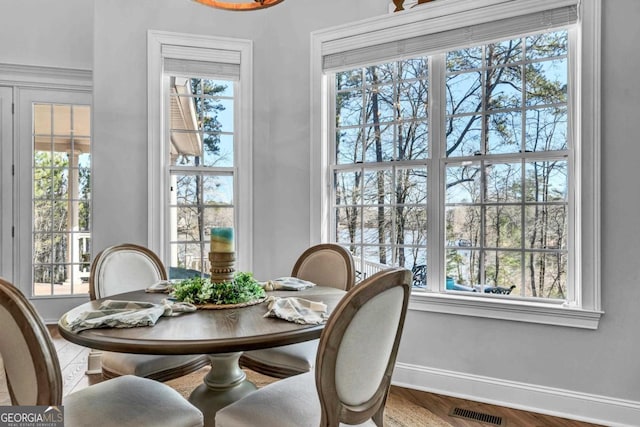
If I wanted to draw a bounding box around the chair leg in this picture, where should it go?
[372,407,385,426]
[86,349,102,375]
[372,388,390,426]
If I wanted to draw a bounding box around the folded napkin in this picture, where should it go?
[263,296,328,325]
[60,299,196,333]
[145,280,174,293]
[162,298,198,316]
[261,277,317,291]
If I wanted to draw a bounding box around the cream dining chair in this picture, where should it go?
[89,243,209,380]
[239,243,356,378]
[216,267,412,427]
[0,277,203,427]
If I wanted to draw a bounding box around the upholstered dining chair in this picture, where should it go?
[89,243,209,381]
[216,267,412,427]
[239,243,356,378]
[0,278,204,427]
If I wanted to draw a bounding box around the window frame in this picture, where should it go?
[166,75,237,277]
[311,0,602,329]
[148,31,254,272]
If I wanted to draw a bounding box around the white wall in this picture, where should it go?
[3,0,640,424]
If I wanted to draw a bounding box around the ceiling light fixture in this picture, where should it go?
[194,0,284,11]
[393,0,434,12]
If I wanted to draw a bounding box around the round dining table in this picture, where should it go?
[57,286,346,426]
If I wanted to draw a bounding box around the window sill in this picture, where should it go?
[409,291,603,329]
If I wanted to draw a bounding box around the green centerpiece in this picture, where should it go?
[171,272,266,308]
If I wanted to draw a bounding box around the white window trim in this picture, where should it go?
[311,0,602,329]
[147,30,254,272]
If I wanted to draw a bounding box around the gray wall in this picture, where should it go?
[0,0,93,69]
[399,0,640,404]
[2,0,640,420]
[91,0,392,278]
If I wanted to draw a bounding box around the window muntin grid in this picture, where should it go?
[444,31,569,299]
[167,76,236,277]
[32,103,91,296]
[330,30,570,300]
[333,59,430,279]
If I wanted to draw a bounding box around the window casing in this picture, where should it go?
[312,0,601,328]
[148,31,253,273]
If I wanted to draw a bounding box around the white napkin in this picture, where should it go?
[261,277,317,291]
[145,280,174,293]
[60,299,196,333]
[263,296,328,325]
[161,298,197,316]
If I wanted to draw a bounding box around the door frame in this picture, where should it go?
[0,64,92,322]
[0,86,13,281]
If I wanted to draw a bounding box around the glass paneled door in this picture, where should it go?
[16,88,92,321]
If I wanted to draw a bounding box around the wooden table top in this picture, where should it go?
[57,287,346,355]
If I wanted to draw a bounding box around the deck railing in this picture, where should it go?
[353,258,426,288]
[353,258,391,282]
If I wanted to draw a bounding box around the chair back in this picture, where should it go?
[315,267,411,426]
[89,243,167,300]
[291,244,356,291]
[0,278,62,405]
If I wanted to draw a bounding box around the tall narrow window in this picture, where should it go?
[148,32,253,276]
[167,76,236,277]
[32,103,91,295]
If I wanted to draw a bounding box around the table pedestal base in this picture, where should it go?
[188,352,257,426]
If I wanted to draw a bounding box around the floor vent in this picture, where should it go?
[449,407,504,426]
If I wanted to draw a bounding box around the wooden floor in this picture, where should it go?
[49,326,603,427]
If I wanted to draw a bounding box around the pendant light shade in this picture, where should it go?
[194,0,284,11]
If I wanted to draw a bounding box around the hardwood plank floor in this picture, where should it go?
[46,325,603,427]
[390,386,603,427]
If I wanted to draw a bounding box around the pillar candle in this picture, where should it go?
[210,227,234,252]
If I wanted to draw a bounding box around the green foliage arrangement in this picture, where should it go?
[170,272,265,305]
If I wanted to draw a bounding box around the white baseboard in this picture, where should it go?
[392,362,640,427]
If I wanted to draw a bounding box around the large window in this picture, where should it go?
[332,30,570,300]
[313,0,601,328]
